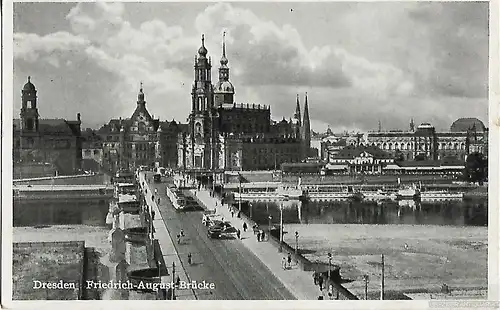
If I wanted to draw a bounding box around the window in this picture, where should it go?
[26,119,34,130]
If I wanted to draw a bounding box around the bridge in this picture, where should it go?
[13,173,112,186]
[13,185,114,201]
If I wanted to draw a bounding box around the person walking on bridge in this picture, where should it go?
[242,222,248,232]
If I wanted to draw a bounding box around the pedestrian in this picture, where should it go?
[151,210,155,221]
[256,231,261,242]
[176,234,181,244]
[261,230,266,241]
[287,253,292,269]
[237,229,241,240]
[318,275,324,291]
[175,276,181,287]
[313,272,319,285]
[180,229,185,237]
[243,222,248,232]
[157,197,160,204]
[231,211,234,218]
[152,195,155,202]
[282,257,287,270]
[187,253,192,265]
[155,188,158,195]
[237,211,241,218]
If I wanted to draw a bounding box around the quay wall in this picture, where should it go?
[225,204,359,300]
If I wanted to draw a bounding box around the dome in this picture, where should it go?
[215,80,234,93]
[23,76,36,92]
[198,34,207,57]
[220,55,228,66]
[450,118,485,132]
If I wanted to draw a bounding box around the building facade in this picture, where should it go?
[13,77,82,176]
[365,119,487,161]
[177,34,311,171]
[97,86,182,172]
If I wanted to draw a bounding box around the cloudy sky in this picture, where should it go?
[13,2,489,132]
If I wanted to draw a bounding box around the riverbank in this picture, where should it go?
[282,224,487,299]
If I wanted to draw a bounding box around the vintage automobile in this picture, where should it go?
[202,212,222,226]
[207,221,238,239]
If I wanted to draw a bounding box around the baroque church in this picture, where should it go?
[13,77,83,177]
[177,34,312,171]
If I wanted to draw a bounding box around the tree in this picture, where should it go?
[394,149,405,162]
[414,153,426,161]
[464,152,487,184]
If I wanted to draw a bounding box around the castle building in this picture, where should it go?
[13,77,83,177]
[177,34,311,172]
[97,85,182,172]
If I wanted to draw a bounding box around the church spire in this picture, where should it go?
[301,92,311,159]
[294,94,301,126]
[303,92,310,127]
[220,31,228,66]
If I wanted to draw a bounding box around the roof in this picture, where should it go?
[118,194,137,203]
[332,145,392,160]
[13,118,78,136]
[281,162,325,169]
[325,164,348,170]
[450,118,485,132]
[117,183,135,187]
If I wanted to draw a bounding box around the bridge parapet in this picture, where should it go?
[13,185,114,201]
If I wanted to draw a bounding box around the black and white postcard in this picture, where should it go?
[2,1,498,309]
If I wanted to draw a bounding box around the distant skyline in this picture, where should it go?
[13,2,489,132]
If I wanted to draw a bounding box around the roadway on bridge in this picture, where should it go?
[145,173,295,300]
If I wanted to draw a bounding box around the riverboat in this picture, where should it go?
[420,191,464,200]
[396,186,420,200]
[363,190,397,202]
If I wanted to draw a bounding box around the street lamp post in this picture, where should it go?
[238,172,242,212]
[295,231,299,254]
[279,197,284,252]
[363,274,369,300]
[327,252,332,279]
[268,215,272,239]
[249,203,253,219]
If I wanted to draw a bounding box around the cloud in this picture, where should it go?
[14,31,88,63]
[12,2,488,133]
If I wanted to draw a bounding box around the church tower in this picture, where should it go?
[20,76,39,132]
[190,34,214,139]
[189,35,215,168]
[214,32,235,108]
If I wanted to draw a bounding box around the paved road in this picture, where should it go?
[146,173,295,300]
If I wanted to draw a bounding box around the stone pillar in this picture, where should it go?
[109,227,126,263]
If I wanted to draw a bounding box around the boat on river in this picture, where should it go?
[396,185,420,200]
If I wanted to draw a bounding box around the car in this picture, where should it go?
[202,213,222,225]
[207,222,237,239]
